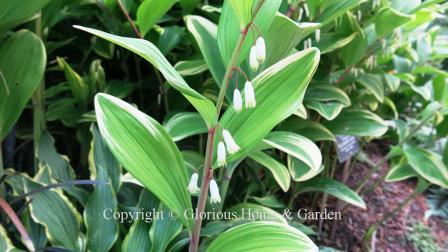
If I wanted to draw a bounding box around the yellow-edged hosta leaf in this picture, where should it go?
[94,93,193,231]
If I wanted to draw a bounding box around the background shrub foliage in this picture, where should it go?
[0,0,447,251]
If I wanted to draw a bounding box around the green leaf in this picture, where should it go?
[56,57,90,108]
[288,156,324,182]
[182,151,204,172]
[206,221,318,252]
[216,48,320,166]
[340,14,368,67]
[228,0,254,27]
[278,118,335,142]
[0,224,18,252]
[375,7,415,37]
[164,112,207,141]
[94,93,193,231]
[0,0,49,32]
[0,30,46,141]
[74,26,217,128]
[174,59,208,76]
[228,203,287,224]
[264,13,320,68]
[150,205,182,252]
[137,0,178,36]
[250,196,285,208]
[356,74,385,102]
[260,132,322,173]
[314,33,357,54]
[84,166,118,252]
[384,73,401,92]
[404,145,448,188]
[184,15,225,85]
[306,101,346,121]
[323,109,388,137]
[217,0,281,65]
[248,151,290,192]
[316,0,367,26]
[298,177,366,209]
[385,163,418,182]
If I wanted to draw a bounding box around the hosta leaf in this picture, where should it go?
[0,30,46,141]
[356,74,385,102]
[217,0,281,65]
[260,132,322,172]
[375,7,415,37]
[404,145,448,188]
[228,203,287,223]
[164,112,207,141]
[288,156,324,182]
[264,13,320,67]
[298,177,366,209]
[150,205,182,252]
[278,118,335,142]
[74,26,217,128]
[206,221,318,252]
[0,0,49,32]
[84,166,118,252]
[248,151,290,192]
[184,15,225,85]
[385,163,418,182]
[94,93,193,231]
[323,109,388,137]
[216,48,320,166]
[136,0,178,36]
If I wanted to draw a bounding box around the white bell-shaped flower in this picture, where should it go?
[357,10,362,21]
[217,141,227,166]
[222,129,240,154]
[255,37,266,64]
[209,179,221,203]
[244,81,256,108]
[249,46,259,72]
[315,29,321,42]
[303,3,309,17]
[187,173,199,194]
[297,8,303,22]
[233,89,243,112]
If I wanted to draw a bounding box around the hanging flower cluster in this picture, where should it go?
[304,38,312,49]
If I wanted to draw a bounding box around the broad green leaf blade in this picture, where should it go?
[314,33,357,54]
[84,166,118,252]
[248,151,290,192]
[316,0,367,26]
[137,0,178,36]
[385,164,418,182]
[278,118,335,142]
[74,26,217,128]
[340,13,367,67]
[264,13,320,68]
[149,205,182,252]
[94,93,193,230]
[250,196,285,208]
[404,146,448,188]
[228,0,254,27]
[306,101,346,121]
[184,15,225,85]
[56,57,90,108]
[164,112,207,141]
[174,59,208,76]
[182,151,204,172]
[0,0,49,32]
[305,84,351,105]
[261,132,322,172]
[323,109,388,137]
[375,7,415,37]
[356,74,385,102]
[206,221,318,252]
[0,224,17,252]
[288,156,324,182]
[228,203,287,224]
[298,177,366,209]
[217,0,281,65]
[0,30,46,141]
[216,48,320,166]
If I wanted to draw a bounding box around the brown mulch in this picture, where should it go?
[317,142,448,251]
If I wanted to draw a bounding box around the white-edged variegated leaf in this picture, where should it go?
[248,151,290,192]
[164,112,207,141]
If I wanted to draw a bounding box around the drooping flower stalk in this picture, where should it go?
[187,173,199,194]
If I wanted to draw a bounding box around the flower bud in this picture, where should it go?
[249,46,259,72]
[217,141,227,166]
[209,179,221,204]
[255,37,266,64]
[222,129,240,154]
[233,89,243,112]
[187,173,199,194]
[303,3,309,18]
[297,8,303,22]
[244,81,256,109]
[315,29,321,42]
[357,10,362,21]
